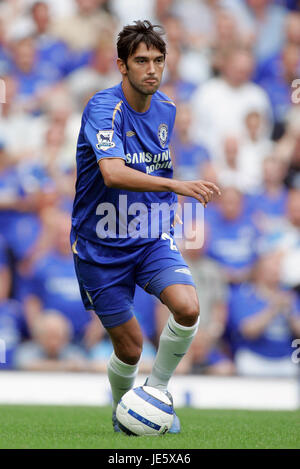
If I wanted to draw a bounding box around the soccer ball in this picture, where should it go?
[116,386,174,436]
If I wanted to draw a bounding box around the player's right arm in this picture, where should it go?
[85,97,220,206]
[99,158,221,207]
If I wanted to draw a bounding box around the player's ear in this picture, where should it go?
[117,58,128,76]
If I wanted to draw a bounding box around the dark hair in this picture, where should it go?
[117,20,166,65]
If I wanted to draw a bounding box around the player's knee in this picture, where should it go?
[173,297,200,327]
[115,342,142,365]
[121,346,142,365]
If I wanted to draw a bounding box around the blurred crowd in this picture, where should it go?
[0,0,300,378]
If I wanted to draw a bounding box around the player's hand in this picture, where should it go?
[172,179,221,207]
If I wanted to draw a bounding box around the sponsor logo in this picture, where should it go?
[125,150,172,174]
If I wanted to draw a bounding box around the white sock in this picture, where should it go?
[147,314,199,391]
[107,351,139,411]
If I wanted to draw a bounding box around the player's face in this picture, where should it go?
[122,42,165,96]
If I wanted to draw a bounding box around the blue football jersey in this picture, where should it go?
[71,82,177,261]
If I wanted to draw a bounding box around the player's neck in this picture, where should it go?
[122,80,152,113]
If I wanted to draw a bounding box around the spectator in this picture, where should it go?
[50,0,116,53]
[216,135,243,191]
[173,0,229,50]
[14,311,88,371]
[161,14,185,49]
[257,188,300,256]
[181,222,234,375]
[171,102,211,181]
[156,219,234,375]
[0,75,45,160]
[161,44,197,102]
[227,0,288,64]
[31,1,78,78]
[33,94,81,178]
[10,35,63,114]
[213,8,240,51]
[238,110,274,194]
[22,210,103,347]
[205,186,260,286]
[191,47,272,158]
[37,87,82,172]
[162,14,211,86]
[0,140,42,263]
[213,128,270,195]
[248,155,289,234]
[254,43,300,139]
[67,37,120,112]
[155,0,175,23]
[227,252,300,377]
[210,8,253,75]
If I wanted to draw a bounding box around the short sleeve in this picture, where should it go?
[84,98,126,163]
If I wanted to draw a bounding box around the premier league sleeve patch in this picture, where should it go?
[96,130,116,151]
[158,123,168,148]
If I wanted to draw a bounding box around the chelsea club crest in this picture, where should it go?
[158,123,168,148]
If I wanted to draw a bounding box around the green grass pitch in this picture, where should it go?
[0,405,299,449]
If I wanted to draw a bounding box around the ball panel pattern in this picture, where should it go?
[116,386,174,436]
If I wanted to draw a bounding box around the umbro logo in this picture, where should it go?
[126,130,136,137]
[174,268,192,275]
